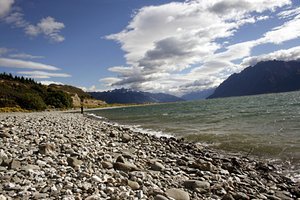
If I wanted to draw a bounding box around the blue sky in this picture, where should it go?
[0,0,300,96]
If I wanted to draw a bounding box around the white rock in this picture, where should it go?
[92,175,102,182]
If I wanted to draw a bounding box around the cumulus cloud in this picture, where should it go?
[0,58,59,70]
[1,0,65,42]
[17,70,71,79]
[103,0,294,95]
[9,53,44,59]
[0,0,14,17]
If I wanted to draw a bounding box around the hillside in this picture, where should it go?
[209,60,300,99]
[89,88,184,104]
[0,73,105,110]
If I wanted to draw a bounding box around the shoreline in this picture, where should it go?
[0,112,299,199]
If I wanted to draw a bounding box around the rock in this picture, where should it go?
[165,188,190,200]
[0,131,10,138]
[101,161,113,169]
[154,194,169,200]
[8,159,21,170]
[85,194,101,200]
[233,192,250,200]
[116,155,126,163]
[183,180,210,191]
[109,130,118,137]
[222,193,235,200]
[150,161,165,171]
[121,133,131,143]
[92,175,102,182]
[128,180,140,190]
[113,162,139,172]
[0,195,7,200]
[39,143,55,154]
[191,161,217,172]
[67,157,83,168]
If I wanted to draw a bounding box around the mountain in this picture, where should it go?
[208,60,300,99]
[89,88,184,104]
[181,88,215,101]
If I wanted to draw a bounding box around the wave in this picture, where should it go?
[86,113,173,138]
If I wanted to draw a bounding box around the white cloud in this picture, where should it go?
[241,46,300,67]
[4,12,28,27]
[278,7,300,19]
[39,80,64,85]
[25,17,65,42]
[258,16,300,44]
[9,53,44,59]
[2,0,66,43]
[0,0,14,17]
[0,58,59,70]
[103,0,293,95]
[17,71,71,79]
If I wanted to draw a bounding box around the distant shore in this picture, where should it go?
[0,112,299,199]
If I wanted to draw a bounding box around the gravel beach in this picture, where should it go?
[0,112,299,200]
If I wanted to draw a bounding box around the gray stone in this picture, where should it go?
[128,180,140,190]
[165,188,190,200]
[67,157,83,168]
[39,143,55,154]
[8,159,21,170]
[113,162,139,172]
[121,133,131,143]
[154,194,169,200]
[151,162,165,171]
[116,155,126,163]
[101,161,113,169]
[183,180,210,191]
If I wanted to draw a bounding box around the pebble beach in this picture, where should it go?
[0,112,299,200]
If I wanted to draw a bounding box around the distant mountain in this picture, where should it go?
[181,88,215,100]
[89,88,184,104]
[208,60,300,99]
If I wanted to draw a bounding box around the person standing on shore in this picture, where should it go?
[80,98,84,114]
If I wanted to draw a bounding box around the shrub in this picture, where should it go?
[17,93,47,110]
[45,90,72,109]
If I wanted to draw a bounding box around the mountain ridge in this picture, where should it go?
[209,60,300,99]
[89,88,184,104]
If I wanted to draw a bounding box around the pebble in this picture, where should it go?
[0,112,298,200]
[165,188,190,200]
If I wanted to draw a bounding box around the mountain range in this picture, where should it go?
[89,88,184,104]
[209,60,300,99]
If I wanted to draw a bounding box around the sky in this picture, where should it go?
[0,0,300,96]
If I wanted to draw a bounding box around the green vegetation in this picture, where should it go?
[48,84,91,99]
[0,73,73,111]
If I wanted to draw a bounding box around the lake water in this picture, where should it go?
[87,91,300,171]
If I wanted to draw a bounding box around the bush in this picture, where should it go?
[17,93,47,110]
[45,90,72,109]
[0,98,18,107]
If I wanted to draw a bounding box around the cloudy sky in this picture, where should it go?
[1,0,300,96]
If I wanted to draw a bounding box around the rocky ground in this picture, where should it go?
[0,112,299,200]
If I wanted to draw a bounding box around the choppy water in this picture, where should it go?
[88,91,300,168]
